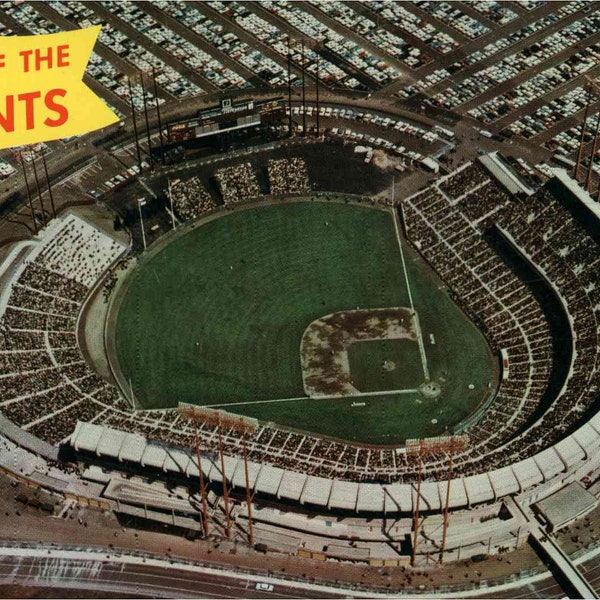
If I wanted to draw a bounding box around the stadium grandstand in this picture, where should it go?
[4,1,600,597]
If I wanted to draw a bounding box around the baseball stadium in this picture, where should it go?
[108,199,496,444]
[2,1,600,598]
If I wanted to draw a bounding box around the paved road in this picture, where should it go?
[0,548,346,599]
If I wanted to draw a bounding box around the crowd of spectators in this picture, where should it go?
[215,163,262,205]
[402,163,553,470]
[83,163,598,485]
[0,215,128,446]
[268,158,310,195]
[2,165,600,489]
[170,177,216,222]
[490,189,600,447]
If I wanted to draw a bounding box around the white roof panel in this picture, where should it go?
[71,421,104,452]
[186,457,200,478]
[384,483,413,512]
[163,448,190,473]
[118,433,147,463]
[255,464,284,495]
[554,436,585,468]
[512,458,543,489]
[447,478,468,508]
[203,454,221,480]
[356,483,385,512]
[231,459,262,489]
[300,476,331,507]
[329,480,359,511]
[141,443,167,468]
[97,428,127,458]
[223,455,241,481]
[278,470,307,501]
[488,466,519,497]
[572,423,600,455]
[464,473,494,505]
[420,481,442,511]
[535,447,565,480]
[208,455,241,483]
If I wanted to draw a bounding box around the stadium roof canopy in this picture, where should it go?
[0,412,59,461]
[68,417,600,514]
[478,151,535,196]
[549,168,600,226]
[535,482,598,531]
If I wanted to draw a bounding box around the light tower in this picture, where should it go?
[406,434,468,565]
[137,197,147,251]
[17,150,37,234]
[178,404,258,545]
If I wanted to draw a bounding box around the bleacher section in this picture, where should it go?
[1,162,600,523]
[0,214,129,444]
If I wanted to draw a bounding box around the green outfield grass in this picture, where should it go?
[113,200,497,444]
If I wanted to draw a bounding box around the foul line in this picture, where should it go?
[202,388,420,408]
[391,208,430,380]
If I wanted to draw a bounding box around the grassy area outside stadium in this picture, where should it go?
[109,197,497,445]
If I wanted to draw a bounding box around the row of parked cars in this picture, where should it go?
[403,0,587,96]
[469,44,600,125]
[464,0,518,26]
[411,0,490,39]
[432,7,600,111]
[1,1,194,112]
[0,160,16,180]
[545,115,600,156]
[289,105,441,145]
[52,1,200,104]
[216,0,358,89]
[314,1,429,70]
[368,0,459,55]
[507,86,591,140]
[260,0,399,87]
[100,0,247,91]
[155,1,289,88]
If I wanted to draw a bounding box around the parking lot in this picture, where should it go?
[1,1,600,215]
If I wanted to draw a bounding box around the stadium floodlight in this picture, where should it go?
[167,179,176,231]
[178,403,258,544]
[406,435,469,566]
[138,197,147,251]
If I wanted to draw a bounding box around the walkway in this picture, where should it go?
[507,497,599,599]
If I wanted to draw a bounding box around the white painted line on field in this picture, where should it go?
[391,208,430,380]
[202,388,420,408]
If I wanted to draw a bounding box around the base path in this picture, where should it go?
[300,307,417,397]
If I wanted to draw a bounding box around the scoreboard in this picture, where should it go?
[167,97,285,145]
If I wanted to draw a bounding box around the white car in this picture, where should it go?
[255,582,274,592]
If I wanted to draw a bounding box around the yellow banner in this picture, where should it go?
[0,26,119,148]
